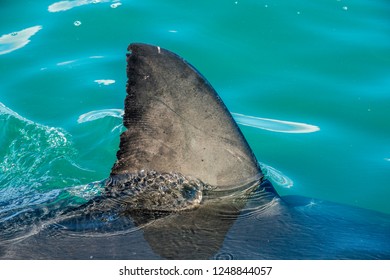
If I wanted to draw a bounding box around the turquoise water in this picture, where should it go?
[1,0,390,259]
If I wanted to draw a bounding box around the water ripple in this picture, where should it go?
[232,113,320,133]
[0,102,85,212]
[0,26,42,55]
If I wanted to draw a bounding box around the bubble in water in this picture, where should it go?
[343,6,348,10]
[74,21,82,27]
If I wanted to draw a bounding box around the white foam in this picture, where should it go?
[77,108,124,123]
[48,0,111,12]
[260,163,294,189]
[0,26,42,55]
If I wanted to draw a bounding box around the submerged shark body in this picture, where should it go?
[1,44,390,259]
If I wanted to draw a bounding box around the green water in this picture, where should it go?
[1,0,389,218]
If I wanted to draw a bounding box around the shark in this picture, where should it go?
[1,43,389,260]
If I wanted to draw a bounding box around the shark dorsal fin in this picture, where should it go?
[111,43,262,189]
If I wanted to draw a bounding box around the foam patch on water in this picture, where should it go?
[0,102,22,118]
[232,113,320,133]
[94,79,116,86]
[48,0,119,12]
[77,109,124,123]
[110,2,122,8]
[260,163,294,189]
[76,109,319,135]
[0,26,42,55]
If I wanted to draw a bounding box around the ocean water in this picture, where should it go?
[1,0,390,259]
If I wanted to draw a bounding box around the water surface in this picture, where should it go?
[1,0,389,259]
